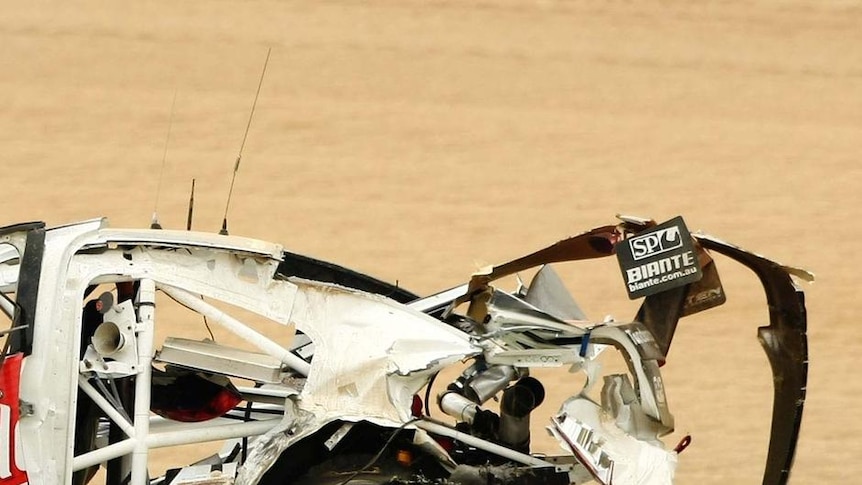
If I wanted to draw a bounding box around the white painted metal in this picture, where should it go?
[82,229,284,259]
[70,416,282,474]
[156,338,285,383]
[159,284,311,377]
[76,377,135,439]
[72,440,136,472]
[18,218,106,485]
[415,419,554,468]
[143,418,280,449]
[131,279,156,485]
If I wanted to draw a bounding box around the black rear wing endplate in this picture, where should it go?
[694,234,809,485]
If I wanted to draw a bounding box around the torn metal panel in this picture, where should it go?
[551,397,677,485]
[234,397,320,485]
[454,225,623,318]
[524,265,588,322]
[285,277,479,423]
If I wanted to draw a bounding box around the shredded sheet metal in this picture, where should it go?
[237,279,479,485]
[552,397,677,485]
[235,398,319,485]
[286,277,479,424]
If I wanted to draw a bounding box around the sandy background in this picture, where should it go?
[2,1,860,483]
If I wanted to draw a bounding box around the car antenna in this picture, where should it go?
[186,178,196,231]
[219,47,271,236]
[151,89,178,230]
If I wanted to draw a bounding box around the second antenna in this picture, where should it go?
[220,47,272,236]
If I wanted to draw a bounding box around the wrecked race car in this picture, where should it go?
[0,216,810,485]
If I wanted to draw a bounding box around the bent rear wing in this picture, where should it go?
[619,218,810,485]
[441,216,811,485]
[692,233,811,485]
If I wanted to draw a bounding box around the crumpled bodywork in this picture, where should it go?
[236,278,480,484]
[287,278,479,423]
[0,216,810,485]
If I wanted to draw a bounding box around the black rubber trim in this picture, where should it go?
[10,226,46,356]
[277,250,418,304]
[0,221,45,237]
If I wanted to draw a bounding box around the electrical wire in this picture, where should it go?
[424,371,439,417]
[335,418,421,485]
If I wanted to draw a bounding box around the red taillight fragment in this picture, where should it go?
[150,368,242,423]
[411,394,423,418]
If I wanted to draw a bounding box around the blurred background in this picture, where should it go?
[2,1,859,483]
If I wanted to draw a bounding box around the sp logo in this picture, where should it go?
[616,216,702,299]
[628,226,683,261]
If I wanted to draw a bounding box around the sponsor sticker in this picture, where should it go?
[616,216,702,299]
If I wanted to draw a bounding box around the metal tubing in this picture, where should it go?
[76,376,136,439]
[438,392,479,423]
[160,284,310,376]
[70,417,280,472]
[131,279,156,485]
[72,439,136,472]
[499,413,531,452]
[406,284,468,314]
[415,419,554,468]
[145,418,280,449]
[499,378,544,451]
[464,365,517,404]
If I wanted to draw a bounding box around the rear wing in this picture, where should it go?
[636,232,810,485]
[694,234,810,485]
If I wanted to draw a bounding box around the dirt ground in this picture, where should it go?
[2,1,860,483]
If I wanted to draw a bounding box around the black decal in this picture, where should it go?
[616,217,703,299]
